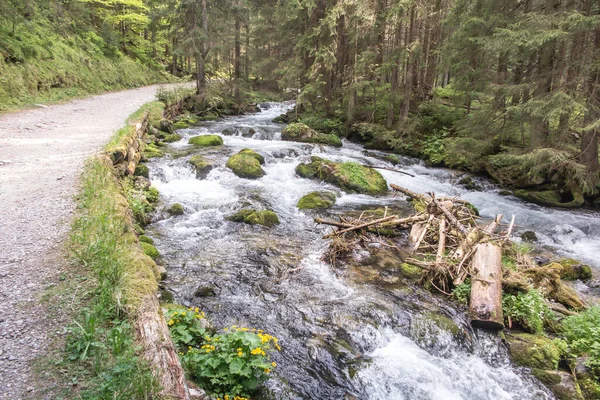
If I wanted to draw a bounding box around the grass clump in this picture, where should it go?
[502,289,554,334]
[561,307,600,376]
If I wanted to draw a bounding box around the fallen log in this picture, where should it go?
[323,215,397,238]
[436,218,447,265]
[412,214,435,253]
[390,184,425,201]
[469,243,504,330]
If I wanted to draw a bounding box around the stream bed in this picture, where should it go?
[146,103,600,399]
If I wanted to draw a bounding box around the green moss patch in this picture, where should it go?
[297,191,336,209]
[281,123,342,147]
[226,209,280,227]
[188,155,214,179]
[296,156,388,195]
[226,153,265,179]
[188,135,224,147]
[238,148,265,164]
[506,333,561,370]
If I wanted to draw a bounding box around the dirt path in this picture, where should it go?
[0,84,179,398]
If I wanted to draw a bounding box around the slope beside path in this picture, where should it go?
[0,84,177,399]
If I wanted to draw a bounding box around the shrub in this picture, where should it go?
[166,308,280,400]
[561,307,600,376]
[451,279,471,305]
[502,289,554,334]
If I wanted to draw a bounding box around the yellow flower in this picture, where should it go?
[168,320,174,326]
[271,361,277,367]
[275,343,281,351]
[264,368,271,374]
[224,396,229,400]
[195,307,199,313]
[237,351,243,357]
[250,347,263,355]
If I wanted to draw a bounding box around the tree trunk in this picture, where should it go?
[579,24,600,176]
[401,6,418,121]
[469,243,504,330]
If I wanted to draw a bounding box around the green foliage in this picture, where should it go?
[166,308,280,400]
[502,289,554,334]
[561,307,600,376]
[157,86,196,108]
[421,133,448,165]
[300,115,344,135]
[451,279,471,305]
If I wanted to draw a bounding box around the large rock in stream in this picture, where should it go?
[297,191,336,210]
[226,209,280,227]
[188,134,223,147]
[296,156,388,195]
[226,149,266,179]
[188,155,214,179]
[281,123,342,147]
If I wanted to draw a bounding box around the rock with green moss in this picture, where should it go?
[226,209,280,227]
[188,135,224,147]
[515,188,585,209]
[532,370,585,400]
[238,148,265,164]
[401,262,423,280]
[167,203,184,216]
[557,259,593,281]
[297,191,336,210]
[578,373,600,400]
[506,333,561,370]
[140,242,160,260]
[139,235,154,245]
[161,133,182,143]
[383,154,400,165]
[296,156,388,195]
[281,123,342,147]
[226,153,265,179]
[143,143,164,158]
[188,155,214,179]
[422,311,461,336]
[134,164,149,178]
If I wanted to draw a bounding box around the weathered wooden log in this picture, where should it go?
[409,223,426,246]
[427,200,454,215]
[322,215,397,238]
[430,195,469,237]
[136,294,191,400]
[452,227,482,260]
[469,243,504,330]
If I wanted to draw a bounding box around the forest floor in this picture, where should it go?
[0,84,184,399]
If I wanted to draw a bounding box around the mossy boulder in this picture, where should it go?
[281,123,342,147]
[383,154,400,165]
[401,262,423,280]
[188,155,214,179]
[422,311,461,336]
[523,264,587,310]
[139,235,154,245]
[188,135,224,147]
[140,242,160,260]
[296,156,388,195]
[134,164,149,178]
[226,209,280,227]
[226,153,265,179]
[238,148,265,165]
[521,230,538,242]
[506,333,561,370]
[532,370,585,400]
[167,203,184,216]
[172,113,200,130]
[297,191,336,210]
[557,259,593,281]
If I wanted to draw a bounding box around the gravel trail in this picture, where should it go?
[0,84,177,398]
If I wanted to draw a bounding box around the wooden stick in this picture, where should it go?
[390,184,425,200]
[323,215,397,238]
[314,218,354,229]
[484,214,503,234]
[503,215,516,242]
[367,165,415,177]
[436,218,447,265]
[405,258,434,270]
[412,214,435,253]
[430,194,469,237]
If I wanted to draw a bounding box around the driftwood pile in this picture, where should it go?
[316,184,517,330]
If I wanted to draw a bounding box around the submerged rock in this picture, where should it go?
[188,135,223,147]
[281,123,342,147]
[297,191,336,210]
[161,133,182,143]
[194,285,218,298]
[167,203,184,216]
[521,230,538,242]
[226,209,280,227]
[188,155,214,179]
[226,152,265,179]
[296,156,388,195]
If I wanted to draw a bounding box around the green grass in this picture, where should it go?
[51,106,165,398]
[0,20,174,112]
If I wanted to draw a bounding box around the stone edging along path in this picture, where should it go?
[0,84,182,399]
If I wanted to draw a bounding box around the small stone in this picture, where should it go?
[27,386,34,392]
[520,230,538,242]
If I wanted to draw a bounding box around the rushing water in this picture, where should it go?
[145,102,598,399]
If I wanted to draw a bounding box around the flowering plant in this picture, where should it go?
[165,308,280,400]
